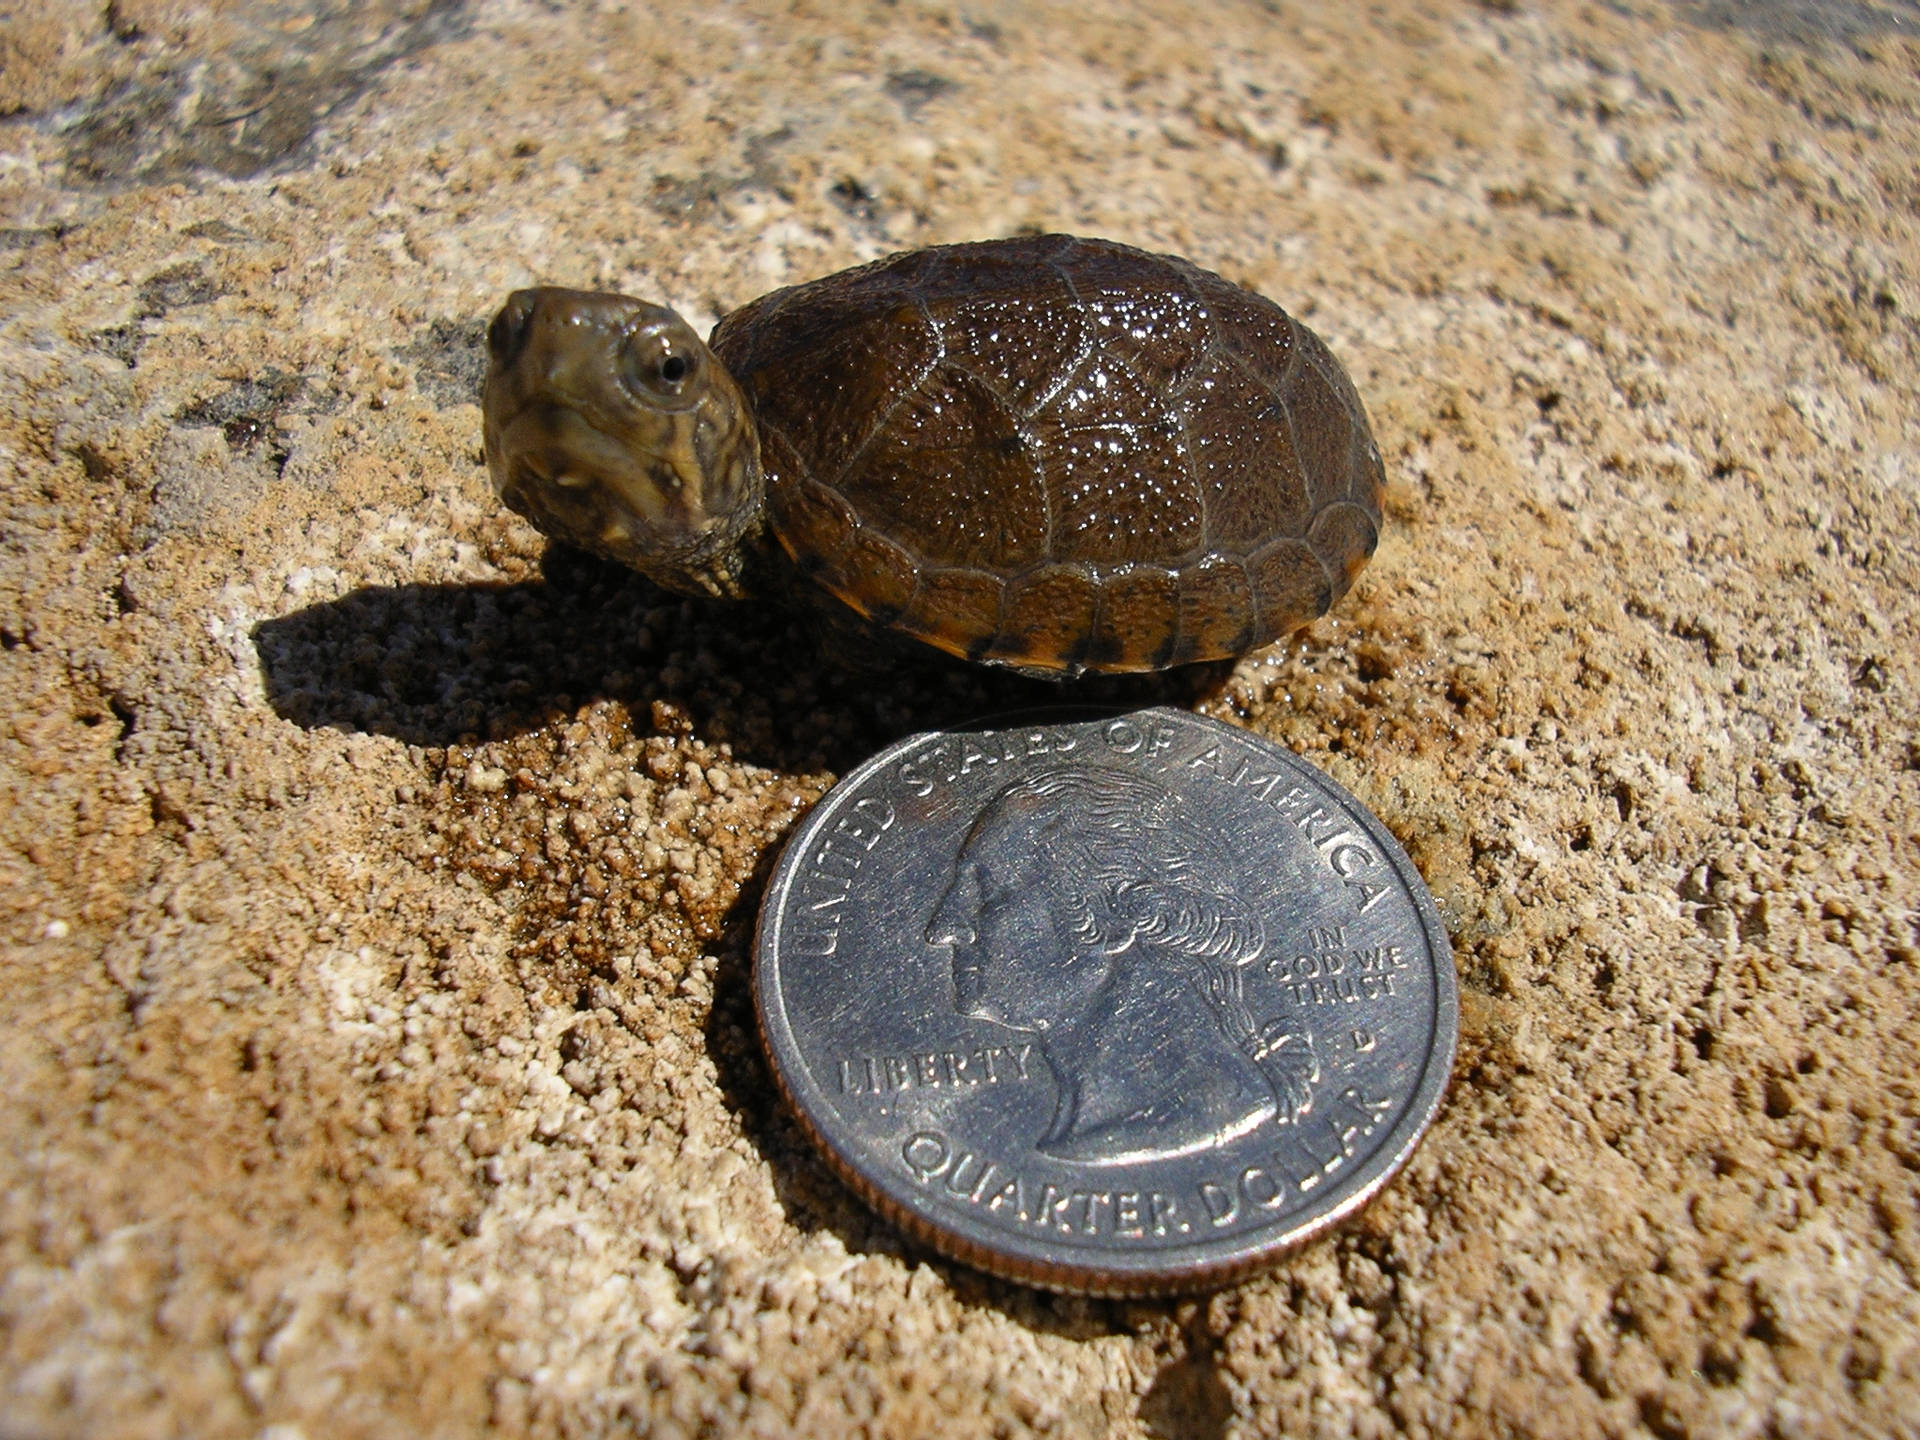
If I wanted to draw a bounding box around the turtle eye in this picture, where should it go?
[623,328,698,398]
[487,296,534,365]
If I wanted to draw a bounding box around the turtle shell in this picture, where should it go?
[710,235,1385,674]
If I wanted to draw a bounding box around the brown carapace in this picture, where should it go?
[482,235,1385,677]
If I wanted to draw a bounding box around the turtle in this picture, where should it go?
[481,234,1385,677]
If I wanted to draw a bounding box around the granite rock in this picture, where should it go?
[1,1,1917,1436]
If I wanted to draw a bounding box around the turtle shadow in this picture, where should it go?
[251,547,783,754]
[252,546,1229,772]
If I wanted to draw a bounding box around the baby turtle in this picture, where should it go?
[482,235,1385,677]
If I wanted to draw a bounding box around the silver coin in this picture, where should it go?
[753,708,1457,1295]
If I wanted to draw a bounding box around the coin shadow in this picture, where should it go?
[253,544,1229,772]
[701,843,922,1262]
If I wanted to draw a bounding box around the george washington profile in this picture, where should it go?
[924,765,1318,1166]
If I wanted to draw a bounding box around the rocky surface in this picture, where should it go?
[2,1,1917,1436]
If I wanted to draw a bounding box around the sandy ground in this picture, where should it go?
[2,0,1918,1436]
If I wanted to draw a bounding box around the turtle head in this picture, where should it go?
[481,288,764,598]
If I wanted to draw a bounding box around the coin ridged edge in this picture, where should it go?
[751,709,1459,1297]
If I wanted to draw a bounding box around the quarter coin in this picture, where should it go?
[753,708,1458,1295]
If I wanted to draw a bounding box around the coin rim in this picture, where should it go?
[753,707,1458,1296]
